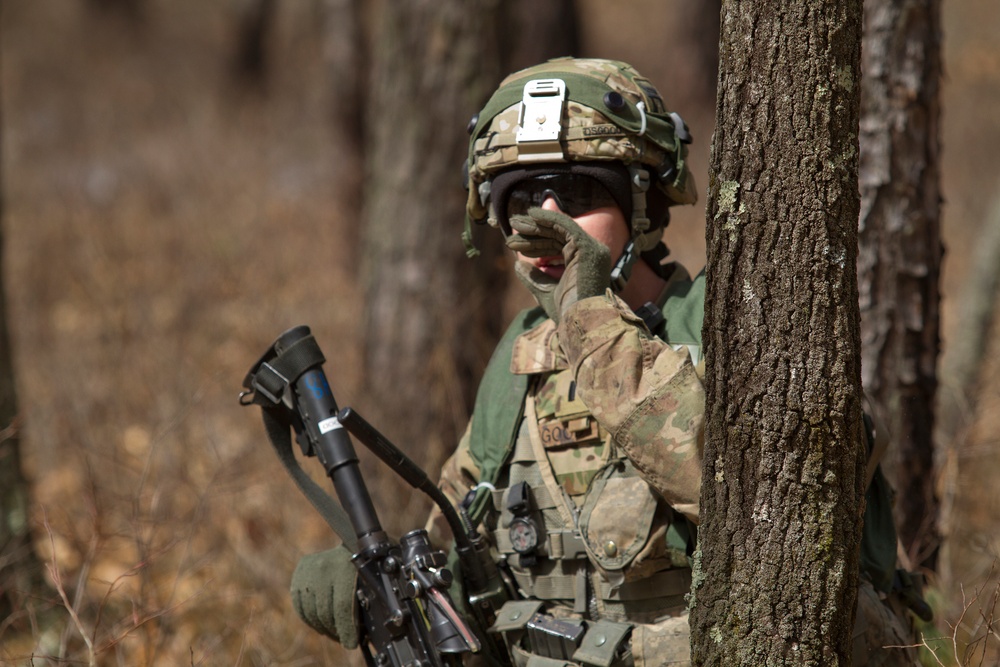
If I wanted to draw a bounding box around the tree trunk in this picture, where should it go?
[0,267,36,626]
[857,0,943,572]
[0,93,42,624]
[232,0,276,88]
[86,0,143,20]
[661,0,722,114]
[322,0,367,263]
[938,184,1000,636]
[360,2,579,476]
[499,0,579,75]
[690,2,866,665]
[360,0,510,471]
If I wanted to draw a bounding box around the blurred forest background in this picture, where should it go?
[1,0,999,665]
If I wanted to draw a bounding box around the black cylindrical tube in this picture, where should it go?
[293,368,382,539]
[276,332,383,540]
[338,407,478,553]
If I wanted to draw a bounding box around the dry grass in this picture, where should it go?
[1,1,999,666]
[1,2,362,664]
[912,566,1000,667]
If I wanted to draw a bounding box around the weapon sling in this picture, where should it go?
[241,328,359,551]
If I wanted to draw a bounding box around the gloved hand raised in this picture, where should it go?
[290,545,360,649]
[505,207,611,323]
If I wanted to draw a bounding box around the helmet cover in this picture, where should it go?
[464,57,697,255]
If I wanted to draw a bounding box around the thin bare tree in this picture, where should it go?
[858,0,943,572]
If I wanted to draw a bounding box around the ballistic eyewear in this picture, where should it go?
[505,173,619,221]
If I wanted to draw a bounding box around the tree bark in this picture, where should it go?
[857,0,943,572]
[691,2,866,665]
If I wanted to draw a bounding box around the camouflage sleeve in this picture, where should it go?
[558,290,704,522]
[425,421,482,550]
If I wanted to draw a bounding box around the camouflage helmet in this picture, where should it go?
[464,57,697,256]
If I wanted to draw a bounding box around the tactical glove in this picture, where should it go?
[290,545,360,649]
[506,207,611,323]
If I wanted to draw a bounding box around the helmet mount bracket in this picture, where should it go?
[516,79,567,163]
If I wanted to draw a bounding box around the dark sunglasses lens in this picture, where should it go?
[506,174,616,219]
[505,186,543,218]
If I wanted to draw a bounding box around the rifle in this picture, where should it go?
[240,325,512,667]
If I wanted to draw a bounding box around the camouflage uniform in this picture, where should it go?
[430,264,705,666]
[430,281,921,667]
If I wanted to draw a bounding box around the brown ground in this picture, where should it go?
[1,1,998,665]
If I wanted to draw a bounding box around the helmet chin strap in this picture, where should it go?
[612,164,652,293]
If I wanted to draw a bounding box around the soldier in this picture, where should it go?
[290,57,921,666]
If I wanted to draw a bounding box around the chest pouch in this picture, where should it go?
[577,460,658,580]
